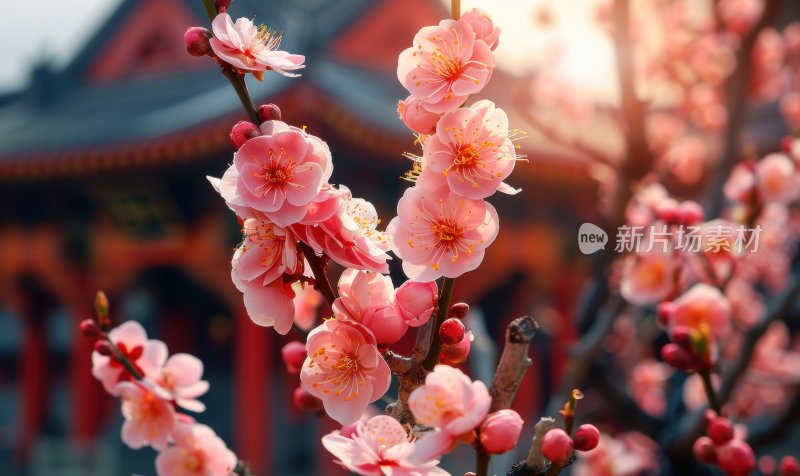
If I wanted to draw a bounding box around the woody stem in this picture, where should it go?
[451,0,461,19]
[699,369,723,416]
[298,241,338,307]
[107,340,144,381]
[422,277,456,370]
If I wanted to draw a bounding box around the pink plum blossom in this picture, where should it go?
[155,422,237,476]
[322,415,450,476]
[717,0,763,36]
[116,381,176,450]
[619,249,676,306]
[572,432,659,476]
[232,218,298,286]
[755,153,800,204]
[724,163,756,203]
[397,18,494,113]
[209,13,305,76]
[460,8,501,51]
[232,120,332,227]
[387,184,499,281]
[300,319,391,424]
[780,92,800,130]
[294,186,391,274]
[629,360,673,417]
[408,365,491,454]
[423,100,519,199]
[397,95,441,135]
[233,276,295,335]
[153,354,209,413]
[395,280,438,327]
[668,283,731,343]
[292,282,324,331]
[91,321,167,394]
[332,269,407,346]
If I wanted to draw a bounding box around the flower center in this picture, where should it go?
[454,144,480,167]
[433,220,462,245]
[253,148,297,195]
[431,48,462,80]
[109,342,146,381]
[308,345,366,401]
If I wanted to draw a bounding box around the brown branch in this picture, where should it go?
[707,0,784,216]
[422,277,456,370]
[489,316,539,412]
[298,241,337,307]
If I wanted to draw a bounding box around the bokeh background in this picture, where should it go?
[1,0,799,475]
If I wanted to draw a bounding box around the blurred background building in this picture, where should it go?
[0,0,600,474]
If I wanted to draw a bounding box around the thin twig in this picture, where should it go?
[298,241,338,307]
[422,277,456,370]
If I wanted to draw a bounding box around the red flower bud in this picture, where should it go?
[780,456,800,476]
[93,340,113,356]
[716,440,756,475]
[573,424,600,452]
[281,341,307,375]
[230,121,260,148]
[781,136,795,153]
[257,103,282,122]
[439,331,473,365]
[541,428,574,466]
[656,199,680,223]
[79,319,101,338]
[670,326,693,349]
[293,387,324,412]
[656,301,674,327]
[184,27,212,57]
[439,318,465,345]
[214,0,232,12]
[678,200,704,225]
[661,343,695,372]
[707,417,734,445]
[692,436,717,464]
[448,302,470,320]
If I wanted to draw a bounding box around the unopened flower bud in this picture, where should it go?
[185,27,212,57]
[230,121,260,148]
[661,343,695,372]
[541,428,574,466]
[716,440,756,475]
[671,326,694,350]
[678,200,704,225]
[439,331,473,365]
[656,301,674,327]
[707,416,734,445]
[94,340,113,356]
[257,103,281,123]
[656,198,680,223]
[780,456,800,476]
[293,387,323,412]
[448,302,470,320]
[479,409,524,454]
[395,281,437,327]
[95,291,110,328]
[214,0,232,12]
[80,319,101,338]
[693,436,717,464]
[439,318,465,345]
[573,424,600,452]
[281,341,307,374]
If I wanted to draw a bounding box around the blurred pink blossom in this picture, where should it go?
[155,422,237,476]
[116,381,176,450]
[153,354,209,413]
[620,249,677,306]
[91,321,167,394]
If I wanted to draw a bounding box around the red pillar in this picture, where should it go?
[234,310,272,473]
[17,318,48,463]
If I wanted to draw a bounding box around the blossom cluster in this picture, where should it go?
[83,319,236,476]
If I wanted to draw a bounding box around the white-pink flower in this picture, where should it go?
[397,18,494,113]
[300,319,391,424]
[233,276,296,334]
[232,120,332,227]
[322,415,450,476]
[155,422,237,476]
[293,186,391,274]
[292,282,324,331]
[209,13,305,76]
[424,100,519,199]
[116,381,176,450]
[408,365,491,454]
[232,218,298,286]
[460,8,501,51]
[619,249,676,306]
[387,184,499,281]
[755,153,800,204]
[153,354,210,413]
[91,321,167,394]
[332,269,407,346]
[668,283,731,343]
